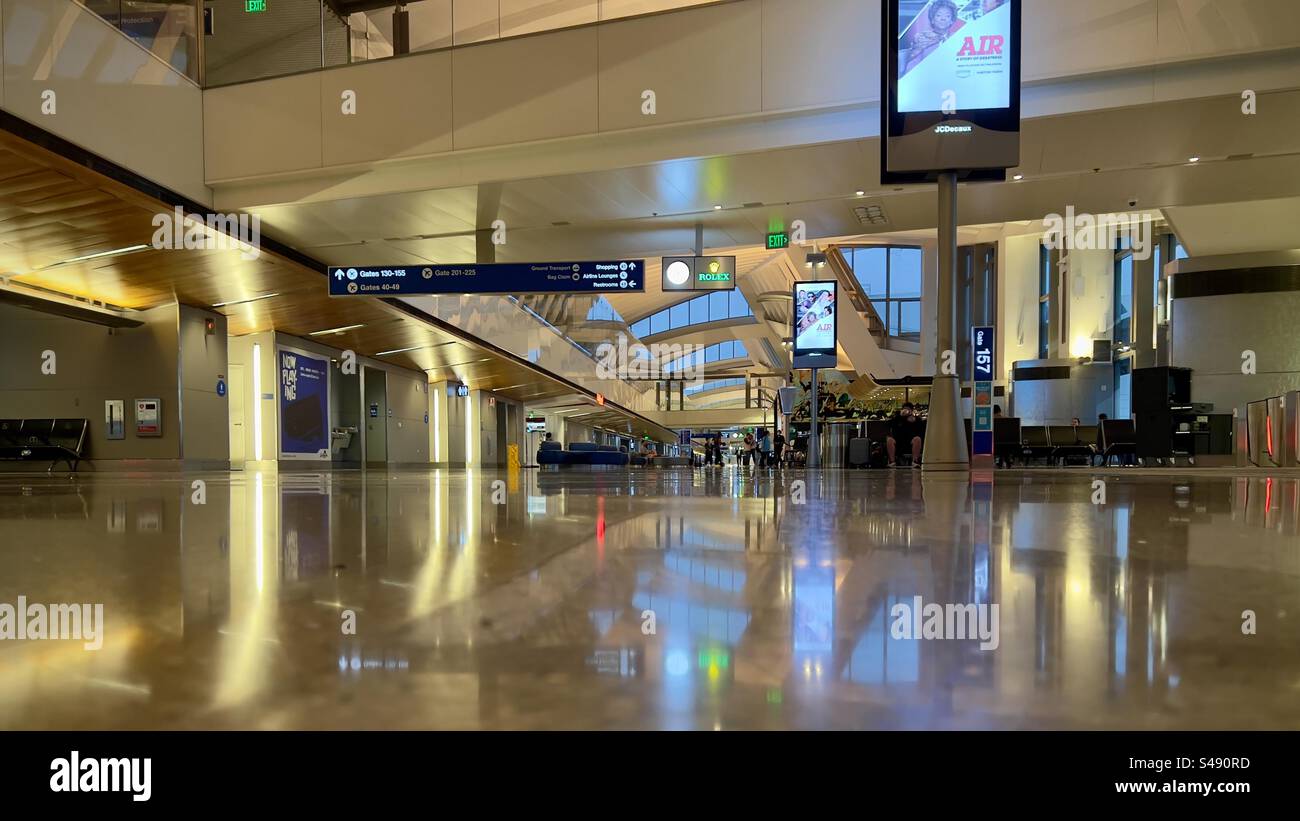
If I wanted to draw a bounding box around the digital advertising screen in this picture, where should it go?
[793,281,837,362]
[897,0,1013,114]
[882,0,1021,181]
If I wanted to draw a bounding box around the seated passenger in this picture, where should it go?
[887,402,924,468]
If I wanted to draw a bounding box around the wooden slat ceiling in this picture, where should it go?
[0,129,675,441]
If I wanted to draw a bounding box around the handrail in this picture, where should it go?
[823,245,888,343]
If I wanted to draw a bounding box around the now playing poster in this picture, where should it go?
[279,348,330,460]
[898,0,1013,113]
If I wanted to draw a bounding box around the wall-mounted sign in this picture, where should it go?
[279,348,330,459]
[216,377,227,398]
[881,0,1021,183]
[660,256,737,292]
[105,400,125,440]
[971,325,995,456]
[245,0,267,12]
[134,398,161,437]
[792,281,838,368]
[454,384,469,398]
[328,261,644,297]
[767,231,790,250]
[369,403,379,418]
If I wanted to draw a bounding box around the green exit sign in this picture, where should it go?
[767,231,789,249]
[246,0,267,12]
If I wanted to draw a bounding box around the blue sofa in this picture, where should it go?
[537,441,630,467]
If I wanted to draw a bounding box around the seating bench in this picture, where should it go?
[0,418,89,472]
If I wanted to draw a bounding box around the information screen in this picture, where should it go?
[881,0,1020,180]
[897,0,1013,114]
[793,281,837,359]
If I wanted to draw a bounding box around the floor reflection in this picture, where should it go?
[0,467,1297,729]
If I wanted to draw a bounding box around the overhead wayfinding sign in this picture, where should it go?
[328,261,646,296]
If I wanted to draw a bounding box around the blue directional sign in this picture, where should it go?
[328,261,645,296]
[971,325,995,457]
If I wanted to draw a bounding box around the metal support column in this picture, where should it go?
[923,172,970,472]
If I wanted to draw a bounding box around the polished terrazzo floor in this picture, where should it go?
[1,466,1297,730]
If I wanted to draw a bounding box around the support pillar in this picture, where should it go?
[923,172,970,472]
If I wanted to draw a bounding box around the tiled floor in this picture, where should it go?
[1,466,1297,729]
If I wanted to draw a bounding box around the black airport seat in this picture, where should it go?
[0,418,88,472]
[1049,425,1095,464]
[993,417,1022,465]
[0,419,25,449]
[1021,425,1053,464]
[1100,419,1139,466]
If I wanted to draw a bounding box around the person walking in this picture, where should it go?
[758,429,773,468]
[742,432,756,468]
[773,429,786,467]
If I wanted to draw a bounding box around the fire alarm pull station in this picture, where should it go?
[135,398,162,437]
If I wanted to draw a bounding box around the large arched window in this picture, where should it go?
[630,291,753,338]
[841,246,923,340]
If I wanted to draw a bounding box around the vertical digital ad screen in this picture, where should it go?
[882,0,1020,181]
[793,281,838,359]
[897,0,1014,114]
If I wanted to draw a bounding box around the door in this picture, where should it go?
[228,362,245,468]
[364,367,388,466]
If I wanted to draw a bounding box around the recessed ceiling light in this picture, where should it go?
[212,292,280,308]
[1013,174,1024,181]
[376,345,424,356]
[309,323,365,336]
[35,244,151,271]
[855,190,865,197]
[713,204,723,210]
[1188,156,1200,163]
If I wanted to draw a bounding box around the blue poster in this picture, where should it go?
[279,349,330,458]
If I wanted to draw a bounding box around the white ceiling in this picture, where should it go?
[248,88,1300,325]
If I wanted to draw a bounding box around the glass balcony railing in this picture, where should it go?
[82,0,201,83]
[201,0,723,87]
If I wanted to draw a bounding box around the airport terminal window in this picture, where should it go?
[663,341,748,373]
[685,378,746,397]
[1114,358,1133,420]
[1114,245,1134,345]
[1039,243,1051,359]
[842,245,924,340]
[585,297,626,323]
[629,292,754,339]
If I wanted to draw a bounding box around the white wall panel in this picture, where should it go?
[597,0,761,131]
[452,27,598,149]
[762,0,876,110]
[204,72,322,180]
[319,51,453,165]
